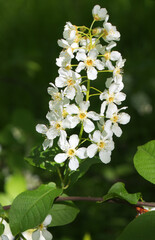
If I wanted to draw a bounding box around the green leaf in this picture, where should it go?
[5,173,27,199]
[134,140,155,184]
[69,157,100,186]
[0,223,5,235]
[0,193,12,205]
[25,145,60,171]
[103,182,141,204]
[0,204,5,216]
[9,182,62,235]
[49,202,79,227]
[117,211,155,240]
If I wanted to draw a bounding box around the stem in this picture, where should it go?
[56,167,64,188]
[86,79,90,101]
[90,86,102,94]
[98,70,113,73]
[3,197,155,211]
[79,123,84,140]
[89,93,100,98]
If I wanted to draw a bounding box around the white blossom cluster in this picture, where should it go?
[36,5,130,171]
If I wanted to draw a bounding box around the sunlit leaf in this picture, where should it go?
[134,140,155,184]
[103,182,141,204]
[9,182,62,235]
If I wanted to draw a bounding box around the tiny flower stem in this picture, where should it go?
[89,93,101,97]
[79,123,84,140]
[90,86,102,93]
[77,25,90,31]
[56,167,64,188]
[86,79,90,101]
[71,64,78,67]
[89,19,96,33]
[98,70,113,73]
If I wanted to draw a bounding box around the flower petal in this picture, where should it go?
[69,134,79,148]
[87,144,98,158]
[69,156,79,170]
[54,153,68,163]
[87,67,98,80]
[99,150,111,163]
[76,147,87,159]
[83,119,95,133]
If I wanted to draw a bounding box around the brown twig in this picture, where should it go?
[2,196,155,211]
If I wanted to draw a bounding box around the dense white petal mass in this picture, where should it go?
[36,4,130,171]
[54,153,68,163]
[83,119,95,133]
[69,156,79,170]
[99,150,111,163]
[87,144,98,158]
[69,134,79,148]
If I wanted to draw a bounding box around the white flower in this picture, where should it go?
[23,215,53,240]
[36,124,53,150]
[100,82,126,111]
[97,118,113,138]
[102,22,120,42]
[55,69,81,100]
[106,103,130,137]
[58,39,79,58]
[66,101,100,133]
[63,22,77,42]
[76,49,104,80]
[92,5,108,21]
[106,57,126,84]
[0,219,14,240]
[48,83,69,110]
[56,51,72,70]
[54,134,87,170]
[87,130,114,163]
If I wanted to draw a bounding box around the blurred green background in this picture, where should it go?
[0,0,155,239]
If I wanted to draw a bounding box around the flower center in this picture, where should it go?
[39,223,44,231]
[98,141,105,149]
[94,15,100,21]
[55,122,62,129]
[104,52,111,60]
[53,92,61,100]
[85,58,94,67]
[111,115,118,123]
[62,109,68,118]
[67,148,75,156]
[65,65,71,71]
[67,78,74,86]
[115,67,121,75]
[108,96,114,103]
[79,112,87,120]
[102,29,108,38]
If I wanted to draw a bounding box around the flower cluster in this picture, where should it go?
[36,5,130,171]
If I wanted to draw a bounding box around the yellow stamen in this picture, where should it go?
[68,148,75,156]
[79,112,87,120]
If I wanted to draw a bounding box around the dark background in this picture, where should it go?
[0,0,155,239]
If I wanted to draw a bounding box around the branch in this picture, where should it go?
[2,196,155,211]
